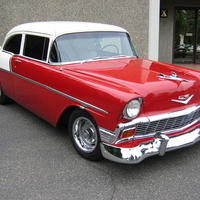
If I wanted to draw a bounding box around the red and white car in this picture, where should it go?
[1,21,200,164]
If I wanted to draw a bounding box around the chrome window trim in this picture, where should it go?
[21,55,49,64]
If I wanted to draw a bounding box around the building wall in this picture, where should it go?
[0,0,149,59]
[159,0,200,64]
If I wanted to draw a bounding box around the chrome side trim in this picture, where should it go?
[7,70,108,114]
[101,127,200,164]
[47,86,108,114]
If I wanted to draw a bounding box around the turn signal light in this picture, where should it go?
[121,129,135,139]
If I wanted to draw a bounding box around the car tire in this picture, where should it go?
[68,108,103,161]
[0,85,11,105]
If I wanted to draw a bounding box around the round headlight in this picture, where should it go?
[123,98,142,119]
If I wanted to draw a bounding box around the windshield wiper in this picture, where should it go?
[83,56,110,63]
[82,55,136,64]
[111,55,136,58]
[91,56,110,60]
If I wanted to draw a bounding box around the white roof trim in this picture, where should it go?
[6,21,127,38]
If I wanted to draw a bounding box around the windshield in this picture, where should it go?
[50,31,137,63]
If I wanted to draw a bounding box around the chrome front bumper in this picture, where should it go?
[100,127,200,164]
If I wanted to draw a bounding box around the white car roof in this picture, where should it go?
[6,21,128,38]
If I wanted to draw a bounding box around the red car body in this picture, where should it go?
[1,21,200,164]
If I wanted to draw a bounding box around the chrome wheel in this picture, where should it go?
[72,117,98,153]
[69,109,103,161]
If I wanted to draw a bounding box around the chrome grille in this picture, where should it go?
[135,108,200,136]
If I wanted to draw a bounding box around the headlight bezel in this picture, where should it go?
[123,98,143,119]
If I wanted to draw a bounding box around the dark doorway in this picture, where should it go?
[174,8,200,64]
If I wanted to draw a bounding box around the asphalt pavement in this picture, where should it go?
[1,102,200,200]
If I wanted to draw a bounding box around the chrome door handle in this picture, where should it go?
[15,59,21,63]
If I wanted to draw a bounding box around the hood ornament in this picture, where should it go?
[171,94,194,104]
[158,71,188,82]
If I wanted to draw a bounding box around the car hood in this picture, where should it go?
[64,57,200,116]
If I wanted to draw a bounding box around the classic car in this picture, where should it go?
[1,21,200,164]
[174,45,187,58]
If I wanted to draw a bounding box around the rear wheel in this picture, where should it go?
[0,85,11,105]
[68,109,103,161]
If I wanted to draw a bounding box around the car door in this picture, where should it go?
[0,34,22,100]
[11,34,51,122]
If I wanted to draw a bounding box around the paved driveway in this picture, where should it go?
[1,103,200,200]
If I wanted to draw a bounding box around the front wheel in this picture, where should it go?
[68,109,103,161]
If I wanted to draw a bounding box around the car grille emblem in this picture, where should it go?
[171,94,194,104]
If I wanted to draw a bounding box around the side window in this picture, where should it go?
[23,35,49,61]
[3,34,22,54]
